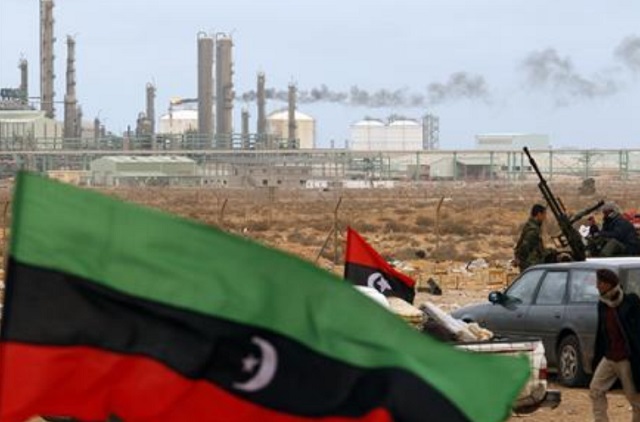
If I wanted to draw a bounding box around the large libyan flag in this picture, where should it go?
[0,173,528,422]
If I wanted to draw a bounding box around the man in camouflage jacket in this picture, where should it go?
[515,204,555,272]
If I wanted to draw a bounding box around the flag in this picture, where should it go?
[0,173,529,422]
[344,227,416,303]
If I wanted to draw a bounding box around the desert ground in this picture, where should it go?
[6,178,640,422]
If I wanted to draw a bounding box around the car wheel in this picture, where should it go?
[557,334,588,387]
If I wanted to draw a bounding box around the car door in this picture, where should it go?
[565,269,599,371]
[524,270,568,365]
[482,269,544,337]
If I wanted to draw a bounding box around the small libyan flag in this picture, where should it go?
[344,227,416,303]
[0,173,529,422]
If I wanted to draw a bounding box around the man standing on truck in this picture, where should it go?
[514,204,555,272]
[596,202,640,257]
[590,269,640,422]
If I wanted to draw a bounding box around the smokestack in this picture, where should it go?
[241,107,250,149]
[197,33,214,144]
[146,82,156,135]
[18,59,28,104]
[76,105,83,138]
[256,72,267,146]
[288,83,297,148]
[64,35,78,139]
[94,117,100,145]
[215,34,234,148]
[40,0,55,118]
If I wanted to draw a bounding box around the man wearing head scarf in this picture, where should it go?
[590,269,640,421]
[597,202,640,257]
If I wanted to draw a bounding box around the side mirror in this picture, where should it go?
[488,291,504,304]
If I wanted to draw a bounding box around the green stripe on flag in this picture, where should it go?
[10,172,529,422]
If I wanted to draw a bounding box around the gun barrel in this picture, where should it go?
[570,200,605,224]
[523,147,545,182]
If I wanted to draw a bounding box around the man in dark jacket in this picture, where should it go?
[590,269,640,422]
[598,202,640,257]
[514,204,555,272]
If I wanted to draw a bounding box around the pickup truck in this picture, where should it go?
[458,337,560,414]
[356,287,561,414]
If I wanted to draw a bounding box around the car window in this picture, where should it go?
[506,269,543,305]
[536,272,568,305]
[569,270,599,303]
[623,269,640,298]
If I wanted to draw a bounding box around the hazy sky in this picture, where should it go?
[1,0,639,148]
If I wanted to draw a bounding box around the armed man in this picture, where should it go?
[514,204,557,272]
[594,202,640,257]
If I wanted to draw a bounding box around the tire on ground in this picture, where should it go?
[557,334,589,387]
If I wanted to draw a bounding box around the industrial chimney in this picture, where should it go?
[40,0,55,118]
[146,83,156,136]
[93,117,100,146]
[197,32,214,144]
[256,72,266,146]
[76,105,83,138]
[288,83,297,148]
[241,107,250,149]
[64,35,78,140]
[215,34,234,148]
[18,59,28,105]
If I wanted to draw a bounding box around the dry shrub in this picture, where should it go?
[384,220,411,233]
[439,219,472,236]
[247,220,270,232]
[432,243,458,260]
[305,218,332,232]
[393,208,413,216]
[393,247,421,261]
[287,231,318,247]
[351,221,378,232]
[415,216,434,227]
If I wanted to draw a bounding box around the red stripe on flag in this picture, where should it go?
[345,227,415,288]
[0,343,393,422]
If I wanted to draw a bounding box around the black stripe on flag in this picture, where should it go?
[344,262,415,303]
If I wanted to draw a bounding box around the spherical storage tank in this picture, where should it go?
[267,109,316,149]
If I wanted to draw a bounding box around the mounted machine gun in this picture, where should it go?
[523,147,604,261]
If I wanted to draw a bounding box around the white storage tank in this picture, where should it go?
[267,109,316,149]
[350,118,423,151]
[350,119,385,150]
[387,119,423,150]
[159,109,199,135]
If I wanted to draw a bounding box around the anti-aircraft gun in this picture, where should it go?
[523,147,604,261]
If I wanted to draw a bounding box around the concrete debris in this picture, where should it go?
[465,258,489,271]
[388,259,415,273]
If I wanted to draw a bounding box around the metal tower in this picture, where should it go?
[18,59,28,105]
[288,83,297,148]
[423,114,440,150]
[146,82,156,135]
[256,72,267,145]
[40,0,55,118]
[197,33,214,142]
[215,34,234,147]
[64,35,78,139]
